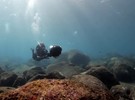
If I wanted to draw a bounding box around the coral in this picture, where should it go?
[0,79,91,100]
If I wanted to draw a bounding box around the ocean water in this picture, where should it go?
[0,0,135,62]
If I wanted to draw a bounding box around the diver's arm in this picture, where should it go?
[31,48,41,61]
[31,48,36,60]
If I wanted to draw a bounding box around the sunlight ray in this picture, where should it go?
[26,0,36,15]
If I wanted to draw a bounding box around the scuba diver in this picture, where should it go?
[31,42,62,61]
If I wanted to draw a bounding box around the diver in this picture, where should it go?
[31,42,62,61]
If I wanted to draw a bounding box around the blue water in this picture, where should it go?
[0,0,135,62]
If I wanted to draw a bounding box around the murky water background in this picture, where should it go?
[0,0,135,62]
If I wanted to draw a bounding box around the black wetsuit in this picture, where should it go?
[32,49,49,61]
[31,44,51,61]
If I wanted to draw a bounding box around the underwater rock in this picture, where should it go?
[12,64,34,75]
[26,59,50,68]
[23,67,46,81]
[130,86,135,100]
[106,56,135,68]
[68,50,90,67]
[110,85,132,100]
[71,74,115,100]
[71,74,108,89]
[28,71,65,82]
[28,74,46,82]
[0,67,4,74]
[0,72,18,87]
[113,64,135,82]
[50,52,69,63]
[46,61,83,78]
[0,79,115,100]
[51,50,90,68]
[85,59,107,69]
[81,66,119,89]
[45,71,65,79]
[12,77,26,87]
[0,60,16,71]
[0,87,15,94]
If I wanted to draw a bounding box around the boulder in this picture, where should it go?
[28,74,46,82]
[12,77,26,87]
[46,61,83,78]
[50,52,68,63]
[113,64,135,82]
[0,79,115,100]
[68,50,90,67]
[81,66,119,89]
[28,71,65,82]
[85,59,106,69]
[45,71,65,79]
[23,67,46,81]
[110,85,132,100]
[0,72,18,87]
[0,87,15,93]
[71,74,108,90]
[71,75,115,100]
[130,86,135,100]
[26,59,50,68]
[0,67,4,74]
[51,50,90,67]
[106,56,135,68]
[12,64,34,75]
